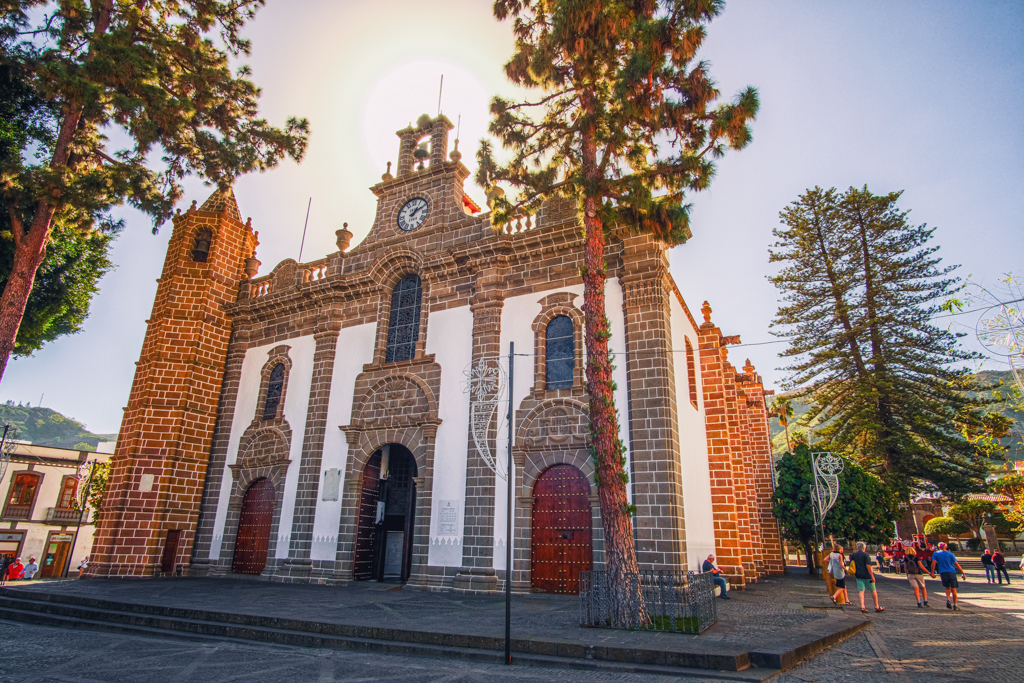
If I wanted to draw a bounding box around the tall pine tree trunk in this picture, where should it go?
[0,209,55,379]
[579,110,641,593]
[0,104,84,382]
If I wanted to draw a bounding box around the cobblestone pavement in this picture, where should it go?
[774,566,1024,683]
[0,566,1020,682]
[0,620,734,683]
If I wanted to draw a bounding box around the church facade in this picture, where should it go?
[86,115,783,591]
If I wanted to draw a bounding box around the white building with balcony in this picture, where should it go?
[0,442,112,578]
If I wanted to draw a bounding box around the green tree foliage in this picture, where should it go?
[769,186,993,498]
[991,512,1017,537]
[772,445,902,572]
[477,0,758,580]
[924,516,969,537]
[0,1,309,380]
[948,499,997,540]
[0,65,118,356]
[72,460,109,517]
[769,397,794,453]
[0,402,106,449]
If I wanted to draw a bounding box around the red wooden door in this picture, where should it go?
[232,479,274,575]
[353,453,382,580]
[531,465,592,594]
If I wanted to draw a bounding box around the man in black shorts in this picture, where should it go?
[930,542,967,610]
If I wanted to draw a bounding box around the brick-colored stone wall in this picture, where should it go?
[696,301,785,585]
[87,189,256,577]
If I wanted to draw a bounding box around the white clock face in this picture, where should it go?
[397,197,429,232]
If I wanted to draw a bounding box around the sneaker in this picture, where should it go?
[923,601,929,607]
[719,594,731,600]
[946,600,952,609]
[953,605,960,611]
[916,602,922,608]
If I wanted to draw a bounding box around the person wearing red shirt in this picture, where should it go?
[6,558,24,580]
[993,551,1011,585]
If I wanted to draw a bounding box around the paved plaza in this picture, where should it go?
[0,565,1020,682]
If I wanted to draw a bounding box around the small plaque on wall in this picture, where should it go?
[437,500,459,536]
[322,469,341,501]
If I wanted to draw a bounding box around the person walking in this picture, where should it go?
[993,550,1011,585]
[702,554,730,599]
[904,546,934,607]
[22,557,38,581]
[981,549,996,584]
[828,545,850,605]
[851,542,885,613]
[931,542,967,610]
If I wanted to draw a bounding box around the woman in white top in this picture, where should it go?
[828,545,851,605]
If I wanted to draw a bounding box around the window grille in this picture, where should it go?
[385,275,422,363]
[263,363,285,420]
[545,315,575,389]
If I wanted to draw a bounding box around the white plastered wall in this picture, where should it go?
[310,323,376,561]
[209,334,316,560]
[669,294,716,570]
[491,281,630,570]
[424,305,474,567]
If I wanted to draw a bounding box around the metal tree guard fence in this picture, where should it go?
[579,570,718,634]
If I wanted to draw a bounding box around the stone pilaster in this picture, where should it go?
[278,312,342,581]
[191,325,252,575]
[619,235,686,571]
[455,284,504,591]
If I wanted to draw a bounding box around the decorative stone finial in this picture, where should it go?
[701,301,712,323]
[744,358,754,373]
[189,200,197,213]
[336,222,353,253]
[416,113,433,129]
[382,161,393,181]
[449,138,462,163]
[244,256,261,279]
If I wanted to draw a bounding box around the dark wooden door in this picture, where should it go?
[353,453,382,580]
[531,465,592,594]
[161,530,182,573]
[232,478,274,575]
[41,538,72,578]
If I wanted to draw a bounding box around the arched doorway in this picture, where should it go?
[531,464,592,594]
[232,478,275,575]
[353,444,417,582]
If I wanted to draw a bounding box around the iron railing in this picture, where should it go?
[579,570,718,634]
[46,507,86,524]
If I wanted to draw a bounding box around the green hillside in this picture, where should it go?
[767,371,1024,459]
[0,403,112,450]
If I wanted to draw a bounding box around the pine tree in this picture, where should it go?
[477,0,758,583]
[770,186,992,497]
[0,1,309,381]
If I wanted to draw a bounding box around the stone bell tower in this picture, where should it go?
[87,187,258,578]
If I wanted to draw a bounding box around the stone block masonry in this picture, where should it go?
[86,189,257,578]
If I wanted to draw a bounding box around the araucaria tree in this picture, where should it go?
[0,1,309,381]
[770,187,993,498]
[477,0,758,581]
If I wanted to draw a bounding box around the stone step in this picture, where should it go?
[0,589,777,682]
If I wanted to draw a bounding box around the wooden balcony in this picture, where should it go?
[46,507,87,524]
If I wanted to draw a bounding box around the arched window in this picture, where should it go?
[191,228,212,262]
[263,363,285,420]
[545,315,575,389]
[685,337,698,407]
[385,275,422,363]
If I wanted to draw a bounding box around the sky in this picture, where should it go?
[2,0,1022,435]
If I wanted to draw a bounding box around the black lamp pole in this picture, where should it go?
[505,341,514,665]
